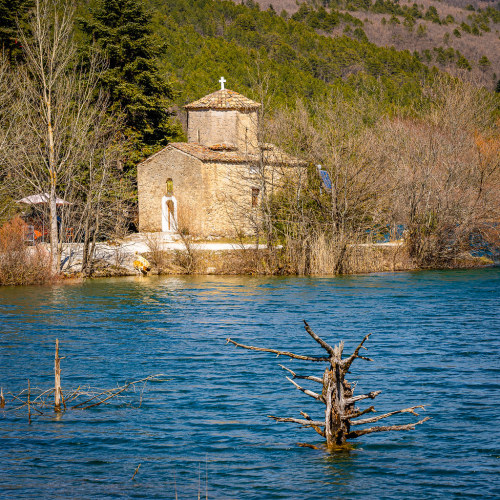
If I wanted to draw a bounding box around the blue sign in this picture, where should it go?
[319,170,332,191]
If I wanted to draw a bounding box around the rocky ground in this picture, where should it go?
[59,233,271,277]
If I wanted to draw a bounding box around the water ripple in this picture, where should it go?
[0,269,499,499]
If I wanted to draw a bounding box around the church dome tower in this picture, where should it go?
[185,79,261,154]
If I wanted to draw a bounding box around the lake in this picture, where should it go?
[0,269,499,499]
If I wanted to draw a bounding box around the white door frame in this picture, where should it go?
[161,195,178,233]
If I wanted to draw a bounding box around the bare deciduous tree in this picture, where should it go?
[257,77,499,274]
[13,0,80,271]
[0,54,16,222]
[4,0,128,275]
[378,76,500,266]
[263,93,392,274]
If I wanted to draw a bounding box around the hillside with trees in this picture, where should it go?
[251,0,500,89]
[0,0,498,281]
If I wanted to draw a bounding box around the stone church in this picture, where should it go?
[137,81,298,238]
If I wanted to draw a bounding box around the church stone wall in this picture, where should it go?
[139,148,266,237]
[236,110,259,154]
[205,162,261,237]
[138,148,204,234]
[138,148,262,237]
[188,109,237,147]
[188,109,258,153]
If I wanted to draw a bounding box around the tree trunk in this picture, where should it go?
[49,185,59,274]
[47,97,59,274]
[54,338,62,411]
[81,214,92,275]
[324,370,336,447]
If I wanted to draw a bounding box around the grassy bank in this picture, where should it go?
[141,243,493,277]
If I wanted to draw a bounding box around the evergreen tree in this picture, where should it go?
[0,0,33,62]
[80,0,181,161]
[478,55,491,70]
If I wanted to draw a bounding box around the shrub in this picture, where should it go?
[461,22,472,33]
[479,55,491,69]
[0,217,54,286]
[456,53,471,70]
[353,27,368,41]
[417,24,427,37]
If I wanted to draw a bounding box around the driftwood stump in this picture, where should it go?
[54,338,62,412]
[227,321,429,448]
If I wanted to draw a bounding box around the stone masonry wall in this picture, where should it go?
[138,147,262,237]
[188,110,237,147]
[187,109,258,153]
[236,110,259,154]
[138,148,203,234]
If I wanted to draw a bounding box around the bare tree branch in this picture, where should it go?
[342,333,373,372]
[71,374,164,410]
[343,406,376,420]
[346,391,381,404]
[350,405,426,426]
[299,411,326,437]
[286,376,323,401]
[226,338,329,362]
[278,364,323,384]
[268,415,325,427]
[303,321,335,356]
[347,417,431,438]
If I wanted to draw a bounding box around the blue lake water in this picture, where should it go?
[0,269,499,499]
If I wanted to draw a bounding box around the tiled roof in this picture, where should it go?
[169,142,304,165]
[185,89,261,110]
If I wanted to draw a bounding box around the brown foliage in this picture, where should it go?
[263,77,499,272]
[0,217,54,286]
[264,93,394,274]
[375,78,500,266]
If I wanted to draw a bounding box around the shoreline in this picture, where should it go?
[1,234,496,287]
[64,238,495,280]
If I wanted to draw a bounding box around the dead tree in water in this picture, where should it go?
[0,340,166,419]
[227,321,429,448]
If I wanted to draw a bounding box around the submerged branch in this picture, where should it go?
[3,375,167,416]
[71,374,164,410]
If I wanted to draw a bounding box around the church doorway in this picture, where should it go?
[161,178,177,233]
[161,196,177,233]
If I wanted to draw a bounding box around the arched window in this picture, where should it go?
[166,178,174,196]
[252,188,260,208]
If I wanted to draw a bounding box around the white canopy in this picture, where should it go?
[16,193,71,205]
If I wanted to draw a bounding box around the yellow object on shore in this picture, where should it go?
[133,255,151,275]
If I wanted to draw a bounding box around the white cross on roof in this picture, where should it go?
[219,76,226,90]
